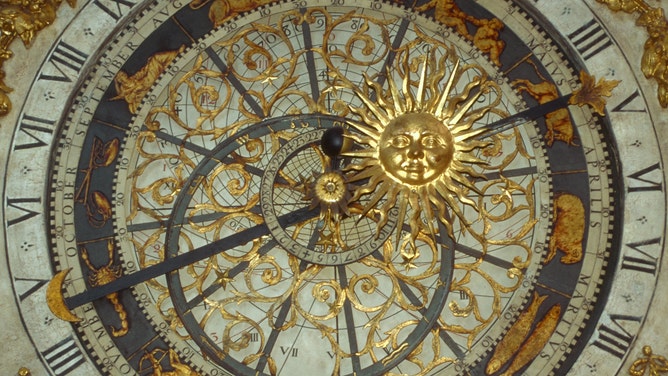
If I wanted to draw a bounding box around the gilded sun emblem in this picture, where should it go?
[340,45,503,247]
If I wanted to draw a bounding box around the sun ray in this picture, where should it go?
[341,148,377,159]
[387,67,406,114]
[408,192,422,240]
[429,185,455,238]
[416,53,429,107]
[349,106,386,135]
[435,57,460,119]
[357,177,391,217]
[360,73,393,124]
[454,128,489,143]
[450,86,487,125]
[346,164,383,183]
[400,52,415,112]
[341,126,378,147]
[350,166,386,198]
[338,44,511,248]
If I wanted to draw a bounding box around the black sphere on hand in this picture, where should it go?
[321,126,347,158]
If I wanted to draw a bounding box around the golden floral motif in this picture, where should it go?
[0,0,76,117]
[597,0,668,107]
[569,71,621,115]
[630,346,668,376]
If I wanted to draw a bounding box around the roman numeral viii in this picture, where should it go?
[621,237,661,275]
[39,40,88,83]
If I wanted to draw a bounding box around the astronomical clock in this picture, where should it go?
[1,0,668,375]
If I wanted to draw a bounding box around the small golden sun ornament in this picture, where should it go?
[340,45,502,247]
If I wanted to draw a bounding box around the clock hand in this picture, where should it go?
[477,94,571,138]
[464,71,620,140]
[47,205,319,322]
[320,125,351,170]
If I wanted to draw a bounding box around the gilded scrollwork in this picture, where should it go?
[0,0,76,117]
[630,346,668,376]
[596,0,668,107]
[123,7,544,374]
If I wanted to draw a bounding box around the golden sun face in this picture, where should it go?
[378,112,455,186]
[341,46,501,243]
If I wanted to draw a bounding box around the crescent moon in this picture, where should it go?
[46,269,82,322]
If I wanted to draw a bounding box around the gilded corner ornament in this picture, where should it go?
[596,0,668,107]
[629,346,668,376]
[0,0,76,117]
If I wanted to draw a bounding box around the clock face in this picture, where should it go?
[2,1,666,376]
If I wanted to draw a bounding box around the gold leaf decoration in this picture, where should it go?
[629,346,668,376]
[596,0,668,108]
[0,0,76,117]
[569,71,620,116]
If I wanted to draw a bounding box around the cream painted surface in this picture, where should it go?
[0,1,666,375]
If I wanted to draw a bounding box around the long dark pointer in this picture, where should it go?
[48,206,318,320]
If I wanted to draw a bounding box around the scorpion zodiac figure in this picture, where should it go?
[81,240,128,337]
